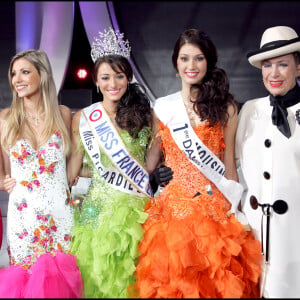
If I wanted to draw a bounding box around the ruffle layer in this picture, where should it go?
[71,197,148,298]
[131,186,262,298]
[0,251,83,298]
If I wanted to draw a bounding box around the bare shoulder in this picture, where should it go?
[73,109,82,120]
[0,108,10,119]
[72,109,83,125]
[0,108,10,124]
[227,102,238,118]
[59,104,72,117]
[59,104,72,123]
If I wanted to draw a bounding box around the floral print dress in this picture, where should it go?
[0,132,83,298]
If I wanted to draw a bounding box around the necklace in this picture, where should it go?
[183,98,205,126]
[25,112,39,126]
[183,98,196,119]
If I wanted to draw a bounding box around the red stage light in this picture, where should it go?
[76,68,88,79]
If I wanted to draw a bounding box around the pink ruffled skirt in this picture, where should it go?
[0,251,84,298]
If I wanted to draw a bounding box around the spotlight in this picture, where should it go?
[76,68,88,80]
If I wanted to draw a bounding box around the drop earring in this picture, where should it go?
[96,86,99,93]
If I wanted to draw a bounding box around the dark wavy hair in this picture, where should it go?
[172,28,237,126]
[294,51,300,64]
[93,55,152,138]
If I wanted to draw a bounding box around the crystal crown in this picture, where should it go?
[91,27,131,62]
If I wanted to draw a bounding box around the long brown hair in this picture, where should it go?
[93,55,153,138]
[172,28,237,126]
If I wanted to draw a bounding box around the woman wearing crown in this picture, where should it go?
[67,27,172,298]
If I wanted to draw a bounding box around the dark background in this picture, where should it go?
[113,1,300,102]
[1,1,300,108]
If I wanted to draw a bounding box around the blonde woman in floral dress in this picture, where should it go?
[0,49,83,298]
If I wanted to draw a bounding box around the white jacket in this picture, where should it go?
[235,95,300,298]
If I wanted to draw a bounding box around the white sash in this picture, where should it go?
[162,94,244,212]
[79,102,152,198]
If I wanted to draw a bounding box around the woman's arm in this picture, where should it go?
[60,104,72,133]
[145,110,163,173]
[0,108,15,192]
[145,110,173,194]
[0,144,13,192]
[223,103,239,182]
[66,109,84,187]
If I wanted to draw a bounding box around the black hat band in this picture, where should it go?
[247,37,300,58]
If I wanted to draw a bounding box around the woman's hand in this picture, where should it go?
[2,174,16,193]
[149,165,173,194]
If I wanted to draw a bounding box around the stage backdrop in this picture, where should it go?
[1,1,300,108]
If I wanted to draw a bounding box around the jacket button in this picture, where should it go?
[263,171,271,180]
[264,139,271,147]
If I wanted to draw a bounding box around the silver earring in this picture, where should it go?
[96,86,99,93]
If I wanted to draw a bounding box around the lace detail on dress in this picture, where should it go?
[131,120,262,298]
[7,132,74,269]
[155,121,231,222]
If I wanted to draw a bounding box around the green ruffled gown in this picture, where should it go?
[71,128,151,298]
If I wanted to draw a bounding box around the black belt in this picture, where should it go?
[250,196,288,263]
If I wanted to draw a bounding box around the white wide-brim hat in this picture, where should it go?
[247,26,300,69]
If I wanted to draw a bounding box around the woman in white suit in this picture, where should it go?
[236,25,300,298]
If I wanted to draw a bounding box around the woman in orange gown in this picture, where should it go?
[130,28,262,298]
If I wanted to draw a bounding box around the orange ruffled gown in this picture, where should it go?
[130,122,262,298]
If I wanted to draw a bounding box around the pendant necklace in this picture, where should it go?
[25,112,39,126]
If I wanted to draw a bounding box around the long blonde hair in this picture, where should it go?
[1,49,71,156]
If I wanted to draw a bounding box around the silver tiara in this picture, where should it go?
[91,27,131,62]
